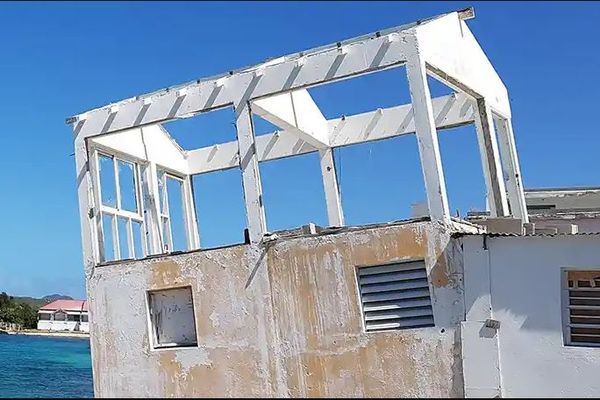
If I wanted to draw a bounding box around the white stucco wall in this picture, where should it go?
[462,234,600,398]
[38,317,89,332]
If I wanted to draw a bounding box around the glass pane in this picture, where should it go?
[117,217,129,259]
[132,221,144,258]
[102,213,116,262]
[167,177,187,252]
[99,155,117,207]
[118,160,137,213]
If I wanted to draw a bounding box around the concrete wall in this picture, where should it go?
[462,234,600,398]
[87,220,466,397]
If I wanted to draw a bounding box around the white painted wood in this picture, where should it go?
[405,48,450,222]
[69,11,508,142]
[494,116,529,222]
[319,148,344,227]
[329,92,474,147]
[143,162,164,254]
[70,26,413,139]
[251,89,329,148]
[416,12,511,117]
[76,138,100,268]
[183,176,200,250]
[186,93,475,175]
[90,125,188,175]
[235,103,267,243]
[473,98,509,217]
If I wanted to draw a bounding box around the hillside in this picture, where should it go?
[13,294,73,311]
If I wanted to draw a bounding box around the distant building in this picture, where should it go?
[525,187,600,233]
[37,300,89,333]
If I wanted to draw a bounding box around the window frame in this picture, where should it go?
[146,285,199,350]
[561,267,600,348]
[91,147,148,263]
[156,168,197,253]
[355,258,434,333]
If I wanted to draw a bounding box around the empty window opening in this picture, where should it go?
[158,170,191,253]
[564,270,600,347]
[427,75,455,98]
[96,152,146,262]
[251,113,282,137]
[336,135,426,225]
[308,66,412,119]
[438,125,487,218]
[259,152,328,232]
[192,168,246,248]
[162,106,237,150]
[357,260,434,332]
[147,286,198,349]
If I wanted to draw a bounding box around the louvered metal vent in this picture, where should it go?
[357,260,434,332]
[566,270,600,347]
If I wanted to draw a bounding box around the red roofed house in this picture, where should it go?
[37,300,89,333]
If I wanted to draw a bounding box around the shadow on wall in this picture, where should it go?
[463,235,600,333]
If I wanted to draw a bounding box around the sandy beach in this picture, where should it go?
[13,330,89,339]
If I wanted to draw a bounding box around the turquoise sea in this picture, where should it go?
[0,335,93,398]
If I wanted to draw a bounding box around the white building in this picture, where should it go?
[37,300,89,333]
[66,6,600,397]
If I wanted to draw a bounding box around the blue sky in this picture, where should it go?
[0,1,598,299]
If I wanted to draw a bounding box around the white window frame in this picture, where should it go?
[146,285,199,350]
[92,149,147,262]
[157,168,199,253]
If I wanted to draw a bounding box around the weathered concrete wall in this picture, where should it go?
[88,220,466,397]
[462,234,600,398]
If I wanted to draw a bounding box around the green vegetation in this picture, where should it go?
[0,292,39,329]
[0,293,73,329]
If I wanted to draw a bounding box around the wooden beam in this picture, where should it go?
[251,89,329,148]
[319,149,344,226]
[186,93,474,175]
[474,98,509,217]
[405,47,450,221]
[494,116,528,222]
[235,102,267,243]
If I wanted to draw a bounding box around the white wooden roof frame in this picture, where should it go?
[71,8,528,269]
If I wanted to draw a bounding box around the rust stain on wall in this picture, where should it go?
[150,260,183,289]
[90,221,465,397]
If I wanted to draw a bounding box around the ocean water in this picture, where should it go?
[0,335,93,398]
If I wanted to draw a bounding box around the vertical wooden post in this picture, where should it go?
[406,54,451,222]
[235,102,267,243]
[319,148,344,226]
[74,133,99,270]
[474,98,510,217]
[141,161,164,254]
[494,116,529,222]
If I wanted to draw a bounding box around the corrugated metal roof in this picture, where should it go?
[462,231,600,238]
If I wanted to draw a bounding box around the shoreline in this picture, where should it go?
[11,330,90,339]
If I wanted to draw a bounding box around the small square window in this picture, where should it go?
[148,286,198,349]
[563,270,600,347]
[357,260,434,332]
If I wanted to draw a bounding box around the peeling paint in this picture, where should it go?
[88,221,466,397]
